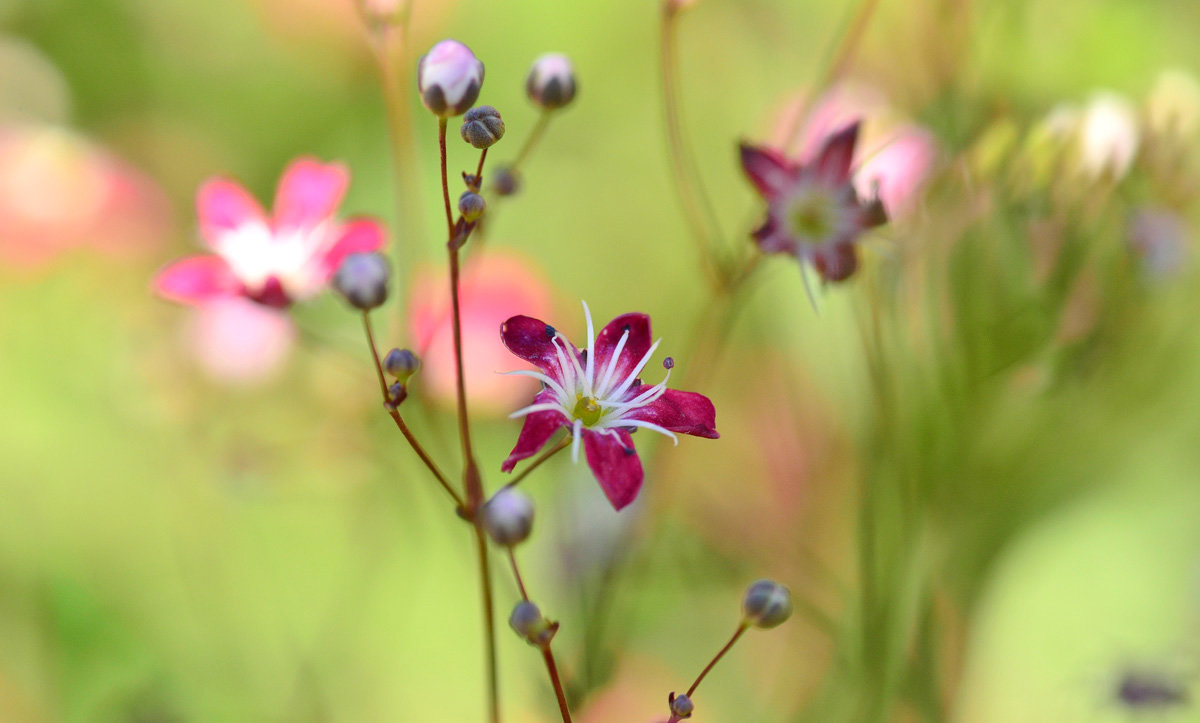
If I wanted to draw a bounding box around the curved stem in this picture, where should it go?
[686,622,749,698]
[439,118,455,235]
[507,548,530,601]
[504,436,570,490]
[361,312,463,508]
[506,546,574,723]
[509,111,552,174]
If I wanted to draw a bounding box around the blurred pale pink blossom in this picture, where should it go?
[772,82,937,220]
[408,250,553,414]
[1078,92,1140,181]
[0,125,169,270]
[185,296,296,385]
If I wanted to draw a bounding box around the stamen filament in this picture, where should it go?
[610,338,663,400]
[595,329,630,397]
[509,402,564,419]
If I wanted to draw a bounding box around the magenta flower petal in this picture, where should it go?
[154,255,239,304]
[500,314,579,376]
[593,312,652,387]
[320,218,387,279]
[272,157,349,231]
[739,143,794,197]
[583,429,643,511]
[813,121,860,186]
[196,179,267,246]
[752,217,798,254]
[626,388,719,439]
[501,392,567,472]
[811,243,858,282]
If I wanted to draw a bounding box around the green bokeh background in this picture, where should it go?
[2,0,1200,720]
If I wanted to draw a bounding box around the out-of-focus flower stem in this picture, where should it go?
[510,111,552,173]
[360,311,463,508]
[660,1,728,289]
[506,548,574,723]
[686,622,748,698]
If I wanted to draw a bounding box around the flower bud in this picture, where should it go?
[333,252,390,310]
[417,39,484,118]
[482,488,534,546]
[509,600,557,648]
[383,348,420,381]
[386,381,407,407]
[492,167,520,196]
[668,692,694,719]
[458,191,486,223]
[526,53,577,111]
[742,579,792,629]
[460,105,505,149]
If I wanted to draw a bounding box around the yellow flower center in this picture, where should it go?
[573,395,603,426]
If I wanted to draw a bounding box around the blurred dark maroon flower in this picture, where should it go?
[740,122,885,283]
[500,302,718,511]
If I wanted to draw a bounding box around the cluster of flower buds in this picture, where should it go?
[333,252,390,310]
[481,487,534,547]
[509,600,558,649]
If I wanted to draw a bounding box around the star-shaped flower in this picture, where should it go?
[740,122,885,282]
[154,157,385,308]
[500,302,718,510]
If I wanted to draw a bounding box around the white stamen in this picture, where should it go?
[508,402,562,419]
[609,338,662,401]
[581,300,596,396]
[571,419,583,463]
[595,328,630,397]
[619,419,679,444]
[499,370,568,401]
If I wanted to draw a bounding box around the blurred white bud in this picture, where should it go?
[1078,92,1140,182]
[1147,68,1200,140]
[526,53,577,111]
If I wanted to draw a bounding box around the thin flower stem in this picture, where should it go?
[686,622,749,698]
[542,647,573,723]
[439,118,454,235]
[447,247,479,485]
[472,524,501,723]
[509,111,552,173]
[505,548,573,723]
[504,435,570,490]
[660,3,726,287]
[472,148,489,191]
[507,548,529,601]
[361,312,463,508]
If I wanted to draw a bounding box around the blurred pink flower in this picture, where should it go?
[772,82,937,220]
[154,157,385,308]
[0,125,169,270]
[408,250,553,414]
[185,296,296,385]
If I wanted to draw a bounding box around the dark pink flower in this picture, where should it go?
[500,302,718,511]
[154,157,385,308]
[740,122,885,282]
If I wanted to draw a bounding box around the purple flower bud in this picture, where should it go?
[509,600,557,648]
[526,53,577,111]
[386,381,407,407]
[332,252,390,310]
[417,39,484,118]
[383,348,420,381]
[669,692,694,718]
[460,105,505,149]
[482,488,534,547]
[492,167,520,196]
[742,579,792,629]
[458,191,486,223]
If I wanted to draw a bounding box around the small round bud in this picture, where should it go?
[458,191,486,223]
[509,600,557,648]
[663,356,675,370]
[669,692,694,718]
[492,167,520,196]
[460,105,505,149]
[386,381,408,407]
[482,488,534,546]
[742,579,793,629]
[383,348,420,381]
[526,53,577,111]
[417,39,484,118]
[333,252,390,310]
